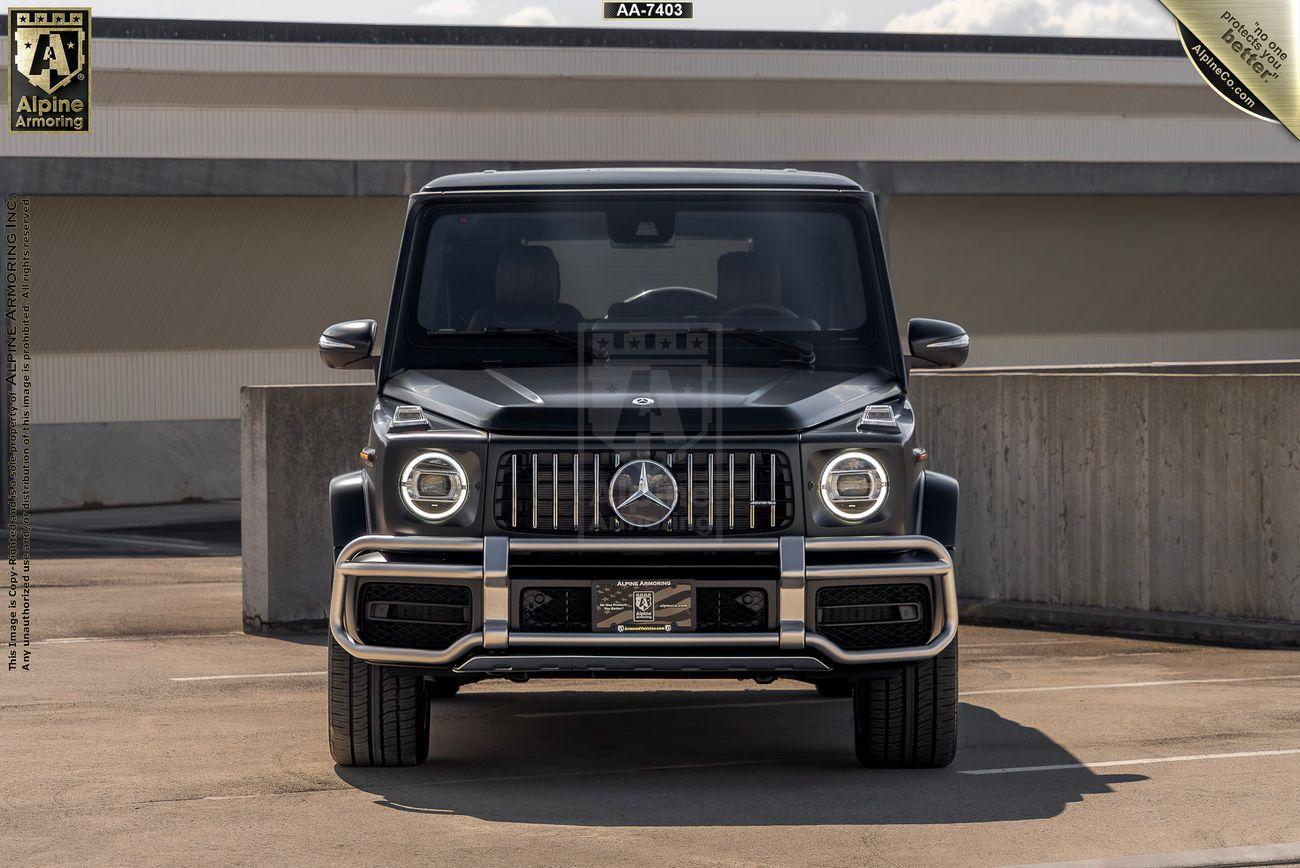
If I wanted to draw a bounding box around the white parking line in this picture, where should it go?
[1009,840,1300,867]
[962,639,1079,649]
[965,651,1176,663]
[961,748,1300,775]
[40,632,244,646]
[170,671,327,682]
[962,674,1300,695]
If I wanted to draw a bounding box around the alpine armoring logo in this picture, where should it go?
[9,8,91,133]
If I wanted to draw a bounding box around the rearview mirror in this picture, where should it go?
[907,318,969,369]
[319,319,377,370]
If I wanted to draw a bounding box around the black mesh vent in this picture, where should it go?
[520,586,591,632]
[814,583,931,649]
[518,585,770,632]
[356,582,472,650]
[697,587,768,632]
[494,450,795,535]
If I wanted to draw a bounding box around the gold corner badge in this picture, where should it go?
[8,7,91,133]
[1160,0,1294,135]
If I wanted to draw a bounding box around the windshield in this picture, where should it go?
[391,194,893,372]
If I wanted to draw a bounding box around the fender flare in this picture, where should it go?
[917,470,959,550]
[329,471,368,550]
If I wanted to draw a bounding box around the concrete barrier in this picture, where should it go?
[241,383,372,631]
[912,369,1300,643]
[31,419,240,510]
[240,369,1300,644]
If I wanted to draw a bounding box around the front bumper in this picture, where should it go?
[329,534,956,671]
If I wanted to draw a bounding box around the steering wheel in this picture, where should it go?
[618,286,718,318]
[722,302,800,319]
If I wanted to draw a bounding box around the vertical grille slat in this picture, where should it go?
[531,453,539,530]
[687,454,694,528]
[495,449,794,535]
[769,453,777,527]
[748,452,756,530]
[707,453,715,528]
[665,453,674,534]
[511,454,518,528]
[728,453,735,530]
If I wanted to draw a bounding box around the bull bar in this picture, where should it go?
[329,534,957,669]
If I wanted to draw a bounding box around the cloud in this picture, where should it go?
[821,10,851,31]
[885,0,1173,38]
[414,0,478,19]
[501,4,561,26]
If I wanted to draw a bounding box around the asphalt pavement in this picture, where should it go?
[5,549,1299,866]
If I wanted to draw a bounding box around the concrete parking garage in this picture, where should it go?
[8,533,1299,866]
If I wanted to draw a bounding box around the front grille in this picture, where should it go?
[520,586,590,632]
[494,449,794,535]
[518,585,769,632]
[814,584,931,649]
[356,582,472,650]
[697,587,768,632]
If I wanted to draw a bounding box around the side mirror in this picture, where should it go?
[907,318,969,369]
[319,319,378,370]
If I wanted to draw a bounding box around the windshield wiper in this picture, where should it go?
[477,328,608,361]
[726,329,816,366]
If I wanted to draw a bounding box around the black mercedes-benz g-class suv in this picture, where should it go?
[320,168,968,769]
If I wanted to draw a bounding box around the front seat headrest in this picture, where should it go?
[496,246,561,314]
[467,245,582,330]
[717,251,783,312]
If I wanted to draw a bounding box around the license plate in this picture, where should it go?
[592,579,694,633]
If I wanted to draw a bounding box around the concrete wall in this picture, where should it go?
[31,196,406,356]
[911,370,1300,638]
[27,193,1300,509]
[28,195,391,510]
[889,195,1300,366]
[241,372,1300,642]
[31,419,239,511]
[11,27,1299,165]
[241,384,373,630]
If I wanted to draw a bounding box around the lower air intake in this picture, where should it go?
[356,582,472,650]
[814,584,931,649]
[697,587,768,632]
[520,587,591,632]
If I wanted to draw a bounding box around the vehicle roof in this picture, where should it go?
[420,167,864,193]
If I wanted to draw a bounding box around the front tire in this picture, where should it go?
[851,640,958,768]
[328,638,430,767]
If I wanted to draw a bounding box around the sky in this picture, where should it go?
[6,0,1179,38]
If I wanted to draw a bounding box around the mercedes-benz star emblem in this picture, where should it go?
[631,396,655,406]
[608,459,678,527]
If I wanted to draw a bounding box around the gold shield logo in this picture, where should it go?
[9,8,91,132]
[12,10,86,94]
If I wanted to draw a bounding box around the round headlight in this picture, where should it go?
[819,451,888,521]
[399,451,468,522]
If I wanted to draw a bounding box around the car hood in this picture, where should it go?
[383,365,901,435]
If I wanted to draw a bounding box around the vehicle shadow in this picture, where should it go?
[335,688,1143,826]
